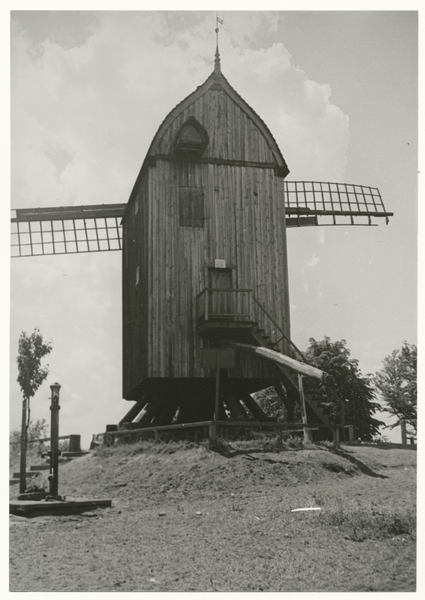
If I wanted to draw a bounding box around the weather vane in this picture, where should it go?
[216,13,223,49]
[214,13,223,74]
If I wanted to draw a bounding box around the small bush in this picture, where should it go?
[25,472,49,493]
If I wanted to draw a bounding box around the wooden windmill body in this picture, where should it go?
[11,51,393,434]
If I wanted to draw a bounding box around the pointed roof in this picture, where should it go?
[145,57,289,174]
[124,54,290,219]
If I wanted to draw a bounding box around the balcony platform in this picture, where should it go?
[197,318,257,336]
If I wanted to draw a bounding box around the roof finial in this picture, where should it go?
[214,13,223,75]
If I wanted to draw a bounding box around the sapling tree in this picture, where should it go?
[16,328,52,493]
[373,342,417,435]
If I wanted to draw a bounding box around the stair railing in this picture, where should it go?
[251,295,306,362]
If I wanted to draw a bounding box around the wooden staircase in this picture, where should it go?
[196,289,338,436]
[250,326,280,351]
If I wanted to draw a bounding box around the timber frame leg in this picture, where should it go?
[333,427,340,449]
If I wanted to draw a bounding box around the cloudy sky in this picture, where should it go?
[8,10,418,447]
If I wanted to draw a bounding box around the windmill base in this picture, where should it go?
[119,377,289,428]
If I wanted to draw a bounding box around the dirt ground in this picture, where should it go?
[9,441,416,592]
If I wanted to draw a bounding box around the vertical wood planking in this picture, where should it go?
[122,75,290,395]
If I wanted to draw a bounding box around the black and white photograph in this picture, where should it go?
[8,7,418,593]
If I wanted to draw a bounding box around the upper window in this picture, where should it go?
[179,187,204,228]
[174,117,209,157]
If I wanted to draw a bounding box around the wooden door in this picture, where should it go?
[208,268,233,317]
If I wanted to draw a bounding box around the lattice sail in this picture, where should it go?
[11,204,125,257]
[284,181,393,228]
[10,182,393,256]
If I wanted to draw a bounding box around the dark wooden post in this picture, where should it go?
[68,434,81,452]
[333,427,340,449]
[48,382,61,498]
[210,353,221,445]
[205,289,209,322]
[214,352,221,422]
[19,396,28,494]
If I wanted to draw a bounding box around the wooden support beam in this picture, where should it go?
[231,342,325,382]
[119,397,148,425]
[272,383,292,422]
[298,375,312,443]
[275,364,299,391]
[224,390,249,420]
[241,393,271,421]
[150,395,179,425]
[137,392,168,426]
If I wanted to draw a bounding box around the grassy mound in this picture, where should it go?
[10,440,416,592]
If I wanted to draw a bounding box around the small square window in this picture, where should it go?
[179,187,204,228]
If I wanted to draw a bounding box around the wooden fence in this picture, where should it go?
[99,420,348,448]
[31,434,81,452]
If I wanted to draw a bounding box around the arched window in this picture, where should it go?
[173,117,209,157]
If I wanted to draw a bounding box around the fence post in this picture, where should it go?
[209,422,216,445]
[68,434,81,452]
[333,427,340,449]
[401,420,407,446]
[277,424,283,449]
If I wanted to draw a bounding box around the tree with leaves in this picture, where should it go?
[302,337,384,441]
[373,342,417,435]
[17,329,52,493]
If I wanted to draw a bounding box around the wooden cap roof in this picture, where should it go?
[145,59,288,173]
[124,56,289,220]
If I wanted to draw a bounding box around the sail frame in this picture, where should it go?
[11,183,393,256]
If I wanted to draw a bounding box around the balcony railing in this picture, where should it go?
[196,288,253,323]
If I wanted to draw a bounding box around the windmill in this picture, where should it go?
[11,46,393,439]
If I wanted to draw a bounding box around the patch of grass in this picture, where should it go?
[95,432,314,460]
[216,433,308,453]
[322,462,346,473]
[320,502,416,542]
[94,438,209,459]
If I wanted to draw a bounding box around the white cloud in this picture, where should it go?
[10,11,352,444]
[11,11,350,209]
